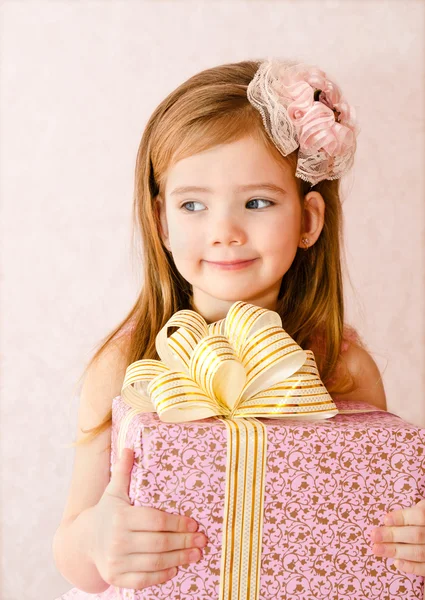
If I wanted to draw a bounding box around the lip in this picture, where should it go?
[205,258,257,270]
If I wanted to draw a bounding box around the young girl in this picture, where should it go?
[53,58,425,598]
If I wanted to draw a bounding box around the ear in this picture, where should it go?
[298,191,325,250]
[154,195,171,251]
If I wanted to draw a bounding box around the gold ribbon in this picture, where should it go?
[118,301,338,600]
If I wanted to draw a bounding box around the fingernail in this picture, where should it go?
[187,520,198,532]
[384,514,394,526]
[372,529,383,542]
[189,549,201,562]
[194,534,207,547]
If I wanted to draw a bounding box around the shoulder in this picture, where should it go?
[338,342,388,411]
[79,335,131,431]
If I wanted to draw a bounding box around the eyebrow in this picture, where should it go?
[170,183,287,197]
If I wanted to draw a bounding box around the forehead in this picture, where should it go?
[164,135,296,196]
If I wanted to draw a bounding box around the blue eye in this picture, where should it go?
[246,198,274,209]
[181,201,204,212]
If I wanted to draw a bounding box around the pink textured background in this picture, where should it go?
[0,1,423,599]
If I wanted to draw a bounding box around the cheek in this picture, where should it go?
[168,219,203,256]
[259,217,300,252]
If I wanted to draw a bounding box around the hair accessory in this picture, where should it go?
[301,237,309,250]
[247,59,359,186]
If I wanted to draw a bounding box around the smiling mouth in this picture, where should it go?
[205,258,257,269]
[206,259,257,265]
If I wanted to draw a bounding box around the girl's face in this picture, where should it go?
[157,134,320,324]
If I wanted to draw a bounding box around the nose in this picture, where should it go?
[209,212,248,246]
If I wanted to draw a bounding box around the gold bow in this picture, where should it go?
[120,301,338,422]
[118,301,338,600]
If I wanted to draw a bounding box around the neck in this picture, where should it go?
[187,290,281,325]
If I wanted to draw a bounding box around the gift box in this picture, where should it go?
[106,302,425,600]
[108,395,425,600]
[56,302,425,600]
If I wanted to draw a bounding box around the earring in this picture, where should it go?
[301,237,309,251]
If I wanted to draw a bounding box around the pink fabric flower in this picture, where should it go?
[247,60,359,184]
[270,64,356,158]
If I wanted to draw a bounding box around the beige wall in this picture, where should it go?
[1,1,424,598]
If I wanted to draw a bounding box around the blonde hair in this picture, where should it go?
[71,59,364,448]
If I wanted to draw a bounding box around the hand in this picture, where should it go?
[370,499,425,575]
[91,447,208,590]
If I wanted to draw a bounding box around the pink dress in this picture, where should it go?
[54,325,361,599]
[326,324,361,388]
[340,324,361,352]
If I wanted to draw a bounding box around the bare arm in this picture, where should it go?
[52,337,129,592]
[53,506,109,593]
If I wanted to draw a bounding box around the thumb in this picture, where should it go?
[106,447,134,501]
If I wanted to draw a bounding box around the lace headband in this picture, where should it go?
[246,59,359,186]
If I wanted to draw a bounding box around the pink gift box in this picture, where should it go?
[112,396,425,600]
[57,397,425,600]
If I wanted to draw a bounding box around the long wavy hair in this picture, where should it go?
[70,59,364,449]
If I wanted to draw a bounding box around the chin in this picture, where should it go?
[210,291,262,305]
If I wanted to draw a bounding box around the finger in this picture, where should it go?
[105,447,134,501]
[393,559,425,576]
[116,566,178,590]
[126,505,199,534]
[125,530,208,554]
[372,542,425,563]
[384,500,425,527]
[371,525,425,544]
[123,547,203,573]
